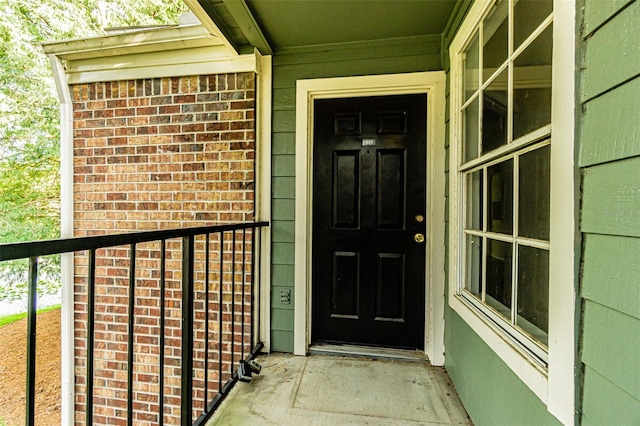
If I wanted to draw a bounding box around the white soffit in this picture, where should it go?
[43,23,253,84]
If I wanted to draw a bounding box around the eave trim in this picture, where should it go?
[184,0,241,55]
[43,24,223,60]
[223,0,273,55]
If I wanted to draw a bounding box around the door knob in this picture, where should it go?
[414,233,425,243]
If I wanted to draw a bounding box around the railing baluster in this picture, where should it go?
[218,231,224,393]
[25,257,38,426]
[87,250,96,425]
[181,236,195,425]
[128,243,136,426]
[204,234,210,413]
[159,240,166,426]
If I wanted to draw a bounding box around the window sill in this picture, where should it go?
[449,293,549,404]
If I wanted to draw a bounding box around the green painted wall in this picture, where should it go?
[445,310,561,425]
[264,1,640,423]
[579,0,640,424]
[269,35,442,352]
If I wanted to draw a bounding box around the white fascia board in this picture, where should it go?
[64,46,257,84]
[43,24,223,60]
[44,22,252,84]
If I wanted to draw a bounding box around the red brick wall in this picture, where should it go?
[70,73,256,425]
[72,73,255,232]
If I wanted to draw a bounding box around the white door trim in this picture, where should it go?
[293,72,447,364]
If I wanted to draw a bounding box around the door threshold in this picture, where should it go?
[309,343,429,363]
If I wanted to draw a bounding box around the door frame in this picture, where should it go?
[293,72,446,364]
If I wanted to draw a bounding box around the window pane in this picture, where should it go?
[465,169,483,230]
[517,245,549,344]
[486,239,512,316]
[514,0,553,50]
[488,159,513,235]
[513,24,552,140]
[463,97,480,162]
[518,145,550,240]
[465,234,483,298]
[464,31,480,102]
[483,0,509,81]
[482,68,508,154]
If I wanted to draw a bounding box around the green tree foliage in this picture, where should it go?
[0,0,188,300]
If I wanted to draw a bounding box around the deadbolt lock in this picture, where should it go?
[415,214,424,223]
[414,233,425,243]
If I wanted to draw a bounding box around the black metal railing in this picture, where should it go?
[0,221,268,425]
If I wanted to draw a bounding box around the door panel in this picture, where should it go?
[376,149,405,229]
[331,251,360,318]
[375,253,405,320]
[312,94,427,349]
[333,151,360,228]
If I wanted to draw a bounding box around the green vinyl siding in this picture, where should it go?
[583,0,634,34]
[579,0,640,422]
[582,367,640,425]
[272,176,295,199]
[272,132,295,155]
[272,155,295,177]
[582,0,640,101]
[581,302,640,401]
[271,199,295,221]
[272,242,294,265]
[582,157,640,237]
[271,220,295,243]
[270,329,294,353]
[269,35,442,352]
[582,234,640,320]
[580,76,640,166]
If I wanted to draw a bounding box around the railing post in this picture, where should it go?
[127,243,136,426]
[25,257,38,426]
[241,229,247,359]
[218,232,224,393]
[87,250,96,425]
[250,228,258,347]
[159,240,166,426]
[230,230,236,373]
[181,236,195,425]
[204,234,210,413]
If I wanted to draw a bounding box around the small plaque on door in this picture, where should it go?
[362,138,377,147]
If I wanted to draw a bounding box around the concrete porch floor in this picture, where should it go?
[208,353,472,425]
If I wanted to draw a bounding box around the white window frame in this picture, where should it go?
[447,0,576,424]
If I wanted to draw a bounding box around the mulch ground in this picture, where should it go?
[0,309,61,425]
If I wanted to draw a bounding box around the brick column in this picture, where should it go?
[70,73,256,425]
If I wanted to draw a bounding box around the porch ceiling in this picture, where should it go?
[196,0,457,54]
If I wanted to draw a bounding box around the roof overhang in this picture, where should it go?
[190,0,459,55]
[43,19,256,84]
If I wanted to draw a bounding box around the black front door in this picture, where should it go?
[312,94,427,349]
